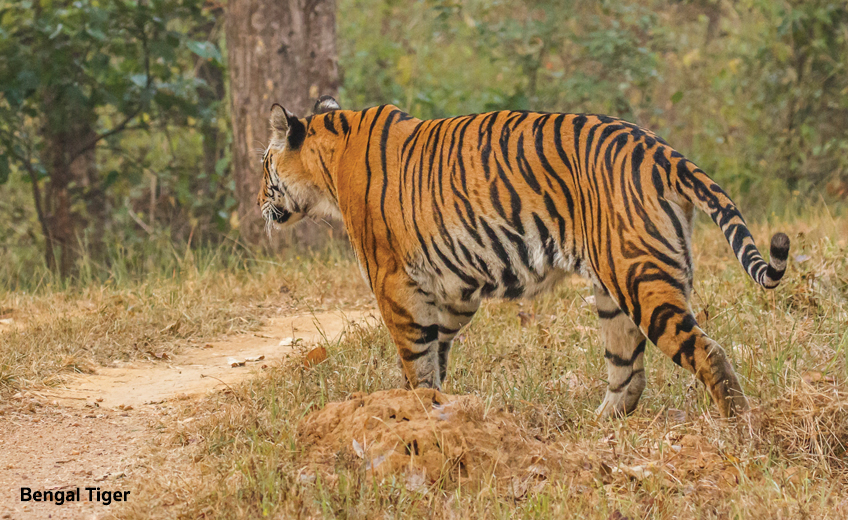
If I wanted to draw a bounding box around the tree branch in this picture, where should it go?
[71,7,153,161]
[16,149,56,270]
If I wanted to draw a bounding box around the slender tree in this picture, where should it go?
[0,0,216,278]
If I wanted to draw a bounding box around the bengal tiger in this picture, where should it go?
[258,95,789,419]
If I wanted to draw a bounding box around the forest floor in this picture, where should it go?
[0,310,375,519]
[1,211,847,519]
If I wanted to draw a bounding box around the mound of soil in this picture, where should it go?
[297,388,562,491]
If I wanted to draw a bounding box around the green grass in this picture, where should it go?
[107,207,848,519]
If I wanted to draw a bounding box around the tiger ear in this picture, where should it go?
[270,104,299,137]
[313,95,341,115]
[270,104,306,149]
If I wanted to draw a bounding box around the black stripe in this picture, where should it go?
[323,114,338,135]
[379,110,399,244]
[609,369,644,393]
[408,323,439,345]
[337,112,350,134]
[604,340,646,367]
[597,308,623,320]
[400,346,431,362]
[443,305,477,318]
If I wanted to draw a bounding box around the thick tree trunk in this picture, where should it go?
[45,140,78,279]
[226,0,339,246]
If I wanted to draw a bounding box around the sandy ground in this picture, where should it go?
[0,309,376,520]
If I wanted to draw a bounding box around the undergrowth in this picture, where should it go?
[105,206,848,519]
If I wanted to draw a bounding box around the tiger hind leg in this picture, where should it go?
[631,280,749,418]
[594,285,648,419]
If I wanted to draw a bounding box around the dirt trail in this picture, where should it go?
[0,309,376,520]
[51,309,376,409]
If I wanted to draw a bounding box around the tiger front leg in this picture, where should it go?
[435,301,480,384]
[394,322,441,389]
[374,271,445,390]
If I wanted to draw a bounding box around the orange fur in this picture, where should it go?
[259,99,789,418]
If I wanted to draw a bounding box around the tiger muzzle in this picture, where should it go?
[271,209,293,224]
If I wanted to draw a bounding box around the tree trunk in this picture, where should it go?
[41,91,100,279]
[45,137,77,279]
[226,0,339,247]
[75,126,106,265]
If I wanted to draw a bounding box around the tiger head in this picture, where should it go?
[257,96,342,232]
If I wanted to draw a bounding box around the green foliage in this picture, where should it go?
[746,0,848,189]
[0,0,229,272]
[0,0,203,151]
[339,1,663,118]
[1,0,847,282]
[338,0,848,200]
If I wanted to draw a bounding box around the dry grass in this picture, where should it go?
[0,246,368,395]
[4,208,848,518]
[111,208,848,519]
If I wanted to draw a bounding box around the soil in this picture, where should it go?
[297,388,579,496]
[0,310,374,520]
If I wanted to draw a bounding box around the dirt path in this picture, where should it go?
[0,309,377,519]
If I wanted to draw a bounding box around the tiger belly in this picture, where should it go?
[404,224,587,305]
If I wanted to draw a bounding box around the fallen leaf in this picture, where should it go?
[304,347,328,367]
[366,453,387,471]
[351,439,365,458]
[801,371,835,384]
[404,468,428,493]
[667,408,687,424]
[227,357,246,367]
[518,311,536,327]
[613,464,651,480]
[719,468,740,489]
[244,355,265,362]
[160,320,180,334]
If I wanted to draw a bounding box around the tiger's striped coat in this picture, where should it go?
[258,96,789,419]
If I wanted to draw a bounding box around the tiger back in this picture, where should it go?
[258,96,789,419]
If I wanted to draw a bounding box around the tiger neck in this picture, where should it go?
[307,106,420,215]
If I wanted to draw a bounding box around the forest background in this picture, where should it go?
[1,0,847,287]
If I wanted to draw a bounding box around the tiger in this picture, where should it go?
[258,95,789,419]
